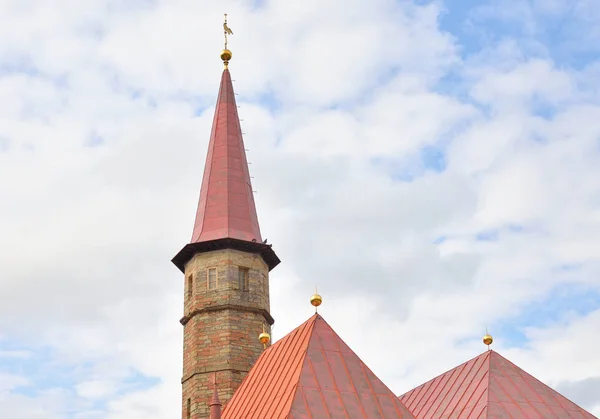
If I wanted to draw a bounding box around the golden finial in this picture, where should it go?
[221,13,233,69]
[483,328,493,350]
[259,324,270,349]
[310,287,322,313]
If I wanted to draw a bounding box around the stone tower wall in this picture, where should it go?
[180,249,272,419]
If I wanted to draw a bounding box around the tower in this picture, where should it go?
[172,17,280,419]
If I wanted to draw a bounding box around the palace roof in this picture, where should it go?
[399,349,596,419]
[223,314,415,419]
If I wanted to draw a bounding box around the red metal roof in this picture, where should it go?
[223,314,415,419]
[399,350,596,419]
[191,69,262,244]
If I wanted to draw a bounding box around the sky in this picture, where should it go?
[1,0,600,417]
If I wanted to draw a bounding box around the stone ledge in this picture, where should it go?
[180,304,275,326]
[181,366,251,385]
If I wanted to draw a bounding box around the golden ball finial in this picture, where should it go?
[310,293,322,308]
[259,331,270,346]
[220,49,232,64]
[483,333,493,347]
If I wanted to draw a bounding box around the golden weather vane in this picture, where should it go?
[223,13,233,49]
[220,14,234,68]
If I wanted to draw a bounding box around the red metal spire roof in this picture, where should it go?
[210,386,222,419]
[399,350,596,419]
[191,68,262,244]
[223,314,415,419]
[171,67,280,273]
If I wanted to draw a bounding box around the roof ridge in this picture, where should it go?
[490,350,597,418]
[452,350,491,418]
[309,320,350,418]
[226,313,415,418]
[297,315,414,418]
[399,349,491,399]
[483,350,492,419]
[488,351,542,418]
[223,314,319,419]
[329,320,369,418]
[396,348,597,419]
[399,349,492,417]
[359,356,386,417]
[443,351,484,418]
[261,315,319,418]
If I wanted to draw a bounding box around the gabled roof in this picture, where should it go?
[191,68,262,244]
[223,314,415,419]
[399,350,596,419]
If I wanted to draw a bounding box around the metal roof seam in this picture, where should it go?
[252,317,314,417]
[499,352,561,410]
[417,365,453,418]
[482,351,492,419]
[451,352,490,419]
[433,356,474,418]
[270,316,318,416]
[225,327,286,416]
[190,68,263,245]
[223,314,318,419]
[192,75,221,243]
[443,353,482,418]
[358,358,386,418]
[225,315,599,419]
[297,385,315,419]
[489,353,541,419]
[266,342,310,416]
[493,351,595,418]
[305,355,334,419]
[330,325,370,418]
[426,363,464,417]
[415,366,448,416]
[387,394,412,418]
[313,328,351,419]
[234,316,270,416]
[402,376,431,412]
[471,400,487,419]
[466,371,490,418]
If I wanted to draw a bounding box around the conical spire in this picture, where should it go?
[191,68,262,244]
[172,21,280,274]
[210,385,222,419]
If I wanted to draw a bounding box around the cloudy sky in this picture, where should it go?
[1,0,600,417]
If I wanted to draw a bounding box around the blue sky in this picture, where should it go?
[1,0,600,417]
[498,282,600,346]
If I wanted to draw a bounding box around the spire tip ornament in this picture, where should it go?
[483,329,493,350]
[221,13,233,69]
[209,373,222,419]
[310,287,323,313]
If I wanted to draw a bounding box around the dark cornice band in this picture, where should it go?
[179,303,275,326]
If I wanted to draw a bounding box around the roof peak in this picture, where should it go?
[223,313,414,418]
[399,348,596,418]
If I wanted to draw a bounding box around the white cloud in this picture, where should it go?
[0,373,28,393]
[0,350,32,359]
[470,59,574,107]
[76,380,115,399]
